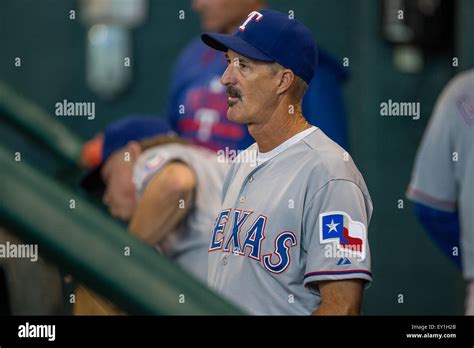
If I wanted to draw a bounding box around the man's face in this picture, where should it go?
[221,50,279,125]
[101,148,137,221]
[192,0,262,33]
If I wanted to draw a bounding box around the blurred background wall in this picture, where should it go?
[1,0,473,314]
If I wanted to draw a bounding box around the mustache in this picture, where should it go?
[226,86,242,99]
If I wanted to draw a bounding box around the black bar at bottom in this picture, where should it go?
[0,316,473,345]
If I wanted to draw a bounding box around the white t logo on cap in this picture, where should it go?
[239,11,263,32]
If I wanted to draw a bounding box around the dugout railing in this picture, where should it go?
[0,82,242,315]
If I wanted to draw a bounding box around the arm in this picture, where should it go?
[302,180,372,315]
[128,161,196,245]
[311,279,363,316]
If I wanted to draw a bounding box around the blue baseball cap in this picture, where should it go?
[101,116,174,162]
[80,115,175,193]
[201,9,318,84]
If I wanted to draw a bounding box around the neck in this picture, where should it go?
[249,103,310,153]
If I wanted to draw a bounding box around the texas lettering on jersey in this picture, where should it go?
[209,209,297,274]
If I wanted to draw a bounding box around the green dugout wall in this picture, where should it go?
[0,145,241,315]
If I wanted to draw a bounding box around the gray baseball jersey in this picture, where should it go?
[208,127,373,315]
[133,143,229,282]
[407,69,474,280]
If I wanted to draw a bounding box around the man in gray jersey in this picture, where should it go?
[407,70,474,315]
[201,9,373,315]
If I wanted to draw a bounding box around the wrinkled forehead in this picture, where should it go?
[225,49,251,61]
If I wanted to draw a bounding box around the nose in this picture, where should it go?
[220,63,237,86]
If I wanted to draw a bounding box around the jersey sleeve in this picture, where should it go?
[407,86,457,212]
[302,179,373,287]
[133,145,190,197]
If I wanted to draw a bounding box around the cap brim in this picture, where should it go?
[79,165,105,197]
[201,32,274,62]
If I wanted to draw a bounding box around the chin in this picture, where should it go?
[109,206,131,221]
[227,108,247,124]
[118,211,132,222]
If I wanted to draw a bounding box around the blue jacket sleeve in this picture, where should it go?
[414,203,462,269]
[302,51,349,149]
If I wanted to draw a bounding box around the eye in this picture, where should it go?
[232,57,240,67]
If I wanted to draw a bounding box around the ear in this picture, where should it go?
[276,69,295,96]
[127,141,142,161]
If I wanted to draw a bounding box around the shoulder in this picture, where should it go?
[436,69,474,107]
[140,143,221,167]
[148,142,192,154]
[138,143,190,163]
[430,69,474,127]
[445,69,474,92]
[133,144,193,193]
[300,129,368,193]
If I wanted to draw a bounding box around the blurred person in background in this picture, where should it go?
[407,69,474,315]
[164,0,349,151]
[76,115,229,314]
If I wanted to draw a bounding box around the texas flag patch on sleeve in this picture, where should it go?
[319,211,367,261]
